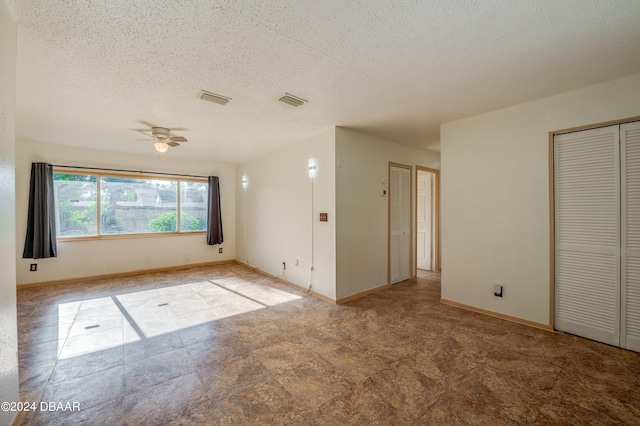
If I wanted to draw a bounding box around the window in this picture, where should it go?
[53,171,208,238]
[180,181,208,232]
[54,174,98,237]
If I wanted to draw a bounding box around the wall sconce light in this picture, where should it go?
[242,176,248,188]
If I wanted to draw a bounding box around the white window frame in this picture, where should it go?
[53,168,208,240]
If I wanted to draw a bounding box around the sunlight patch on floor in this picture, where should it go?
[57,280,302,358]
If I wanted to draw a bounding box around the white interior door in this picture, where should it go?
[417,171,432,270]
[390,165,411,284]
[554,125,620,346]
[622,121,640,351]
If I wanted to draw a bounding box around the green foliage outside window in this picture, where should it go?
[149,211,201,232]
[58,200,97,229]
[54,173,98,236]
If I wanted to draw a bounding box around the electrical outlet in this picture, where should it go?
[219,248,223,253]
[494,284,503,297]
[30,264,37,272]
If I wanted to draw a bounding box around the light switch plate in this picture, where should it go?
[494,284,503,297]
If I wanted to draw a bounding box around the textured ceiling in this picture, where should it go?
[7,0,640,163]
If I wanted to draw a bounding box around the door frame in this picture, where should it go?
[415,166,440,274]
[388,162,413,284]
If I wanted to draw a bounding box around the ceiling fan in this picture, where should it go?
[135,123,187,153]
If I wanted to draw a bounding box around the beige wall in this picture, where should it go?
[335,127,440,299]
[0,0,19,424]
[16,140,236,285]
[236,126,442,301]
[441,72,640,326]
[236,127,337,299]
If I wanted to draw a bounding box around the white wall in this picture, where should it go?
[236,128,336,300]
[16,141,236,285]
[0,1,19,424]
[335,127,440,299]
[441,72,640,326]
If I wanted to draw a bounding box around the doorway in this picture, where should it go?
[416,166,440,273]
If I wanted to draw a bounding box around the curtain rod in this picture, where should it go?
[50,164,209,179]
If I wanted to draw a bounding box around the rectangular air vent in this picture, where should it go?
[199,90,231,105]
[278,93,307,107]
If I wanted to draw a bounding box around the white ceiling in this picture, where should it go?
[7,0,640,163]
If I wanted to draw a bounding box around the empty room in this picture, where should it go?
[2,1,640,425]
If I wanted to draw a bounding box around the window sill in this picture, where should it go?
[57,231,206,242]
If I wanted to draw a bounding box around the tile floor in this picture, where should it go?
[16,264,640,425]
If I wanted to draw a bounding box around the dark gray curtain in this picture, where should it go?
[23,162,57,259]
[207,176,223,245]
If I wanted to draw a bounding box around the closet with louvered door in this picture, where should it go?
[622,121,640,351]
[554,120,640,352]
[389,165,411,284]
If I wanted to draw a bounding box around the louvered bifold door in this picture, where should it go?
[399,167,411,282]
[390,167,401,284]
[622,121,640,351]
[390,165,411,284]
[554,125,620,346]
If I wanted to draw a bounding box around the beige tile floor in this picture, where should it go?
[16,264,640,425]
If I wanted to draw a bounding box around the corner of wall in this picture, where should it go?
[0,1,20,424]
[235,128,337,300]
[440,72,640,326]
[15,141,237,285]
[334,128,441,300]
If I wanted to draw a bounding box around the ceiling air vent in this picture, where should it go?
[199,90,231,105]
[278,93,307,107]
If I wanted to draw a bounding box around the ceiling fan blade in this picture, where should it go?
[168,136,187,143]
[167,142,180,147]
[134,138,154,141]
[135,129,154,138]
[138,120,157,128]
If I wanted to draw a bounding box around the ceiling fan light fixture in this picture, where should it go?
[135,124,187,151]
[154,141,169,153]
[151,127,171,138]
